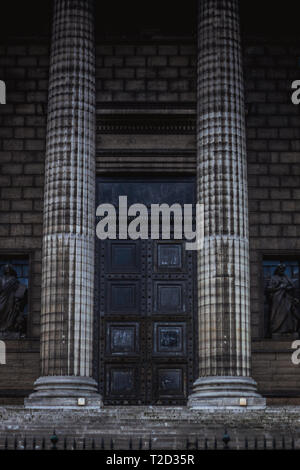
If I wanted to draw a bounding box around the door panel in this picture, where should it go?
[96,178,196,405]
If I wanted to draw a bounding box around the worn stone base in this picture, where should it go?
[0,406,300,449]
[24,376,102,409]
[188,376,266,409]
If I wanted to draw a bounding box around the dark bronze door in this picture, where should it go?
[96,178,196,405]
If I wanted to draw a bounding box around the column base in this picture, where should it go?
[24,376,103,409]
[188,376,266,410]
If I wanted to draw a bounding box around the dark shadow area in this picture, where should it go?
[240,0,300,38]
[95,0,197,38]
[1,0,300,40]
[0,0,52,39]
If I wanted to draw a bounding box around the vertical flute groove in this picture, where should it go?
[41,0,96,377]
[197,0,251,378]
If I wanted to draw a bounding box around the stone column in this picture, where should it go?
[188,0,265,408]
[25,0,101,408]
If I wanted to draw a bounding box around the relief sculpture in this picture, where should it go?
[267,263,300,338]
[0,264,27,338]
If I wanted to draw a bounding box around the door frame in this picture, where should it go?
[94,174,198,405]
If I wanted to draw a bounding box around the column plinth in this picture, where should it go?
[188,377,265,409]
[25,0,101,409]
[188,0,265,409]
[25,377,101,409]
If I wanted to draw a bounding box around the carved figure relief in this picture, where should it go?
[0,264,27,338]
[267,263,300,338]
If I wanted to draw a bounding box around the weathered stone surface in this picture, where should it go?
[25,0,101,407]
[1,406,300,449]
[189,0,264,408]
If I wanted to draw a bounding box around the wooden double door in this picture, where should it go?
[95,178,197,405]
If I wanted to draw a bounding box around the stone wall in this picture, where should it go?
[244,38,300,399]
[96,43,196,104]
[0,40,49,401]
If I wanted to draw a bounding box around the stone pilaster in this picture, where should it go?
[188,0,265,409]
[25,0,101,408]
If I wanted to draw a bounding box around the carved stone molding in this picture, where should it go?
[96,114,196,135]
[95,149,196,173]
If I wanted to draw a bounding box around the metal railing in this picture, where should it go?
[0,430,297,450]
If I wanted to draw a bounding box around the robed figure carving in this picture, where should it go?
[0,264,27,337]
[267,263,300,337]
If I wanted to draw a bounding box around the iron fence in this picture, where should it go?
[0,430,297,450]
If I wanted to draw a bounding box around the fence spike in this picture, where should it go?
[4,431,294,451]
[223,429,230,450]
[50,430,58,450]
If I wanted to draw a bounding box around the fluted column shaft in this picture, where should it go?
[189,0,265,408]
[25,0,101,408]
[42,0,96,377]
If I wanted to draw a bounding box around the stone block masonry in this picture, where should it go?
[244,38,300,400]
[0,42,49,330]
[0,41,49,401]
[96,43,196,104]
